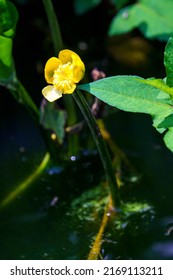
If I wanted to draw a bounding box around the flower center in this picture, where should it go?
[53,62,75,93]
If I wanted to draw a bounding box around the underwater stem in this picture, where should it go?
[87,200,111,260]
[97,119,136,187]
[0,153,50,209]
[73,89,120,208]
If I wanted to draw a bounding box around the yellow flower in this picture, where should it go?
[42,49,85,102]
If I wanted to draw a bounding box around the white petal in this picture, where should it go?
[42,85,62,102]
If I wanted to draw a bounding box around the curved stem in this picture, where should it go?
[73,89,121,209]
[0,153,50,209]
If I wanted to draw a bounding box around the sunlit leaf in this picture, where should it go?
[0,35,14,80]
[108,0,173,41]
[78,76,173,129]
[40,101,67,145]
[164,36,173,87]
[0,1,18,81]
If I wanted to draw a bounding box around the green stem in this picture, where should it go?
[0,153,50,209]
[42,0,79,156]
[73,89,120,208]
[63,95,79,156]
[42,0,63,53]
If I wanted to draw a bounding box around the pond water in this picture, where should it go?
[1,102,173,260]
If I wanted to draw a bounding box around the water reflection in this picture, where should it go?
[146,241,173,259]
[47,166,63,175]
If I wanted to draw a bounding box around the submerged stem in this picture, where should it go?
[87,199,111,260]
[73,89,120,209]
[0,153,50,209]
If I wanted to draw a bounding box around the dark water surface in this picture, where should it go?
[0,105,173,260]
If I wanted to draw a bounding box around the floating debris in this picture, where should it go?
[165,223,173,236]
[50,196,59,207]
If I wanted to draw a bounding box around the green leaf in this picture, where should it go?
[158,114,173,129]
[0,1,18,81]
[163,128,173,153]
[0,0,12,34]
[0,35,14,80]
[73,0,101,15]
[0,1,18,37]
[164,36,173,87]
[108,0,173,41]
[40,101,67,145]
[78,76,173,129]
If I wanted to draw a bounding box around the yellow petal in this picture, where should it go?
[59,49,85,82]
[44,57,62,84]
[42,85,62,102]
[63,82,76,94]
[71,53,85,83]
[58,49,75,64]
